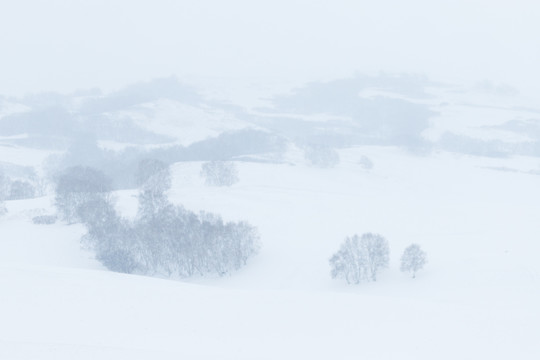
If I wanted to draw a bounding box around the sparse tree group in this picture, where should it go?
[52,160,428,284]
[0,168,44,216]
[55,161,259,277]
[0,168,40,202]
[330,233,427,284]
[55,166,112,224]
[200,161,239,186]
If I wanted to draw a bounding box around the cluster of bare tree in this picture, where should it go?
[0,168,42,202]
[200,161,239,186]
[53,160,428,283]
[304,145,340,168]
[55,160,260,277]
[330,233,426,284]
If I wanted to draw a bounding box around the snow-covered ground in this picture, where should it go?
[1,146,539,359]
[1,81,540,359]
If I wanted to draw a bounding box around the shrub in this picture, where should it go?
[32,215,57,225]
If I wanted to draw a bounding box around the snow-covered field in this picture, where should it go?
[1,81,540,359]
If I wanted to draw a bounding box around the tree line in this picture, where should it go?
[52,160,426,284]
[54,160,259,277]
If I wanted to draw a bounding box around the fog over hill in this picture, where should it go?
[1,72,539,359]
[1,1,540,359]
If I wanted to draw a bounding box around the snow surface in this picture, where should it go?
[1,146,539,359]
[1,82,540,359]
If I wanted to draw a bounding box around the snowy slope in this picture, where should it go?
[1,80,540,359]
[166,147,540,294]
[1,261,537,360]
[1,146,540,359]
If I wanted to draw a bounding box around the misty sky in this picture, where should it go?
[1,0,539,96]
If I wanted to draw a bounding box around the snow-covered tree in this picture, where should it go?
[400,244,427,278]
[55,166,112,223]
[361,233,390,281]
[329,235,366,284]
[8,180,35,200]
[304,145,340,168]
[79,196,139,274]
[0,169,9,200]
[136,159,171,219]
[330,233,389,284]
[358,155,374,170]
[198,212,260,276]
[200,161,239,186]
[136,158,170,188]
[73,159,259,277]
[32,215,57,225]
[131,205,260,277]
[0,170,7,216]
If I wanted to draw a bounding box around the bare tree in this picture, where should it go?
[0,169,9,201]
[358,155,374,170]
[330,235,366,284]
[200,161,239,186]
[400,244,427,278]
[304,145,340,168]
[55,166,112,223]
[136,158,170,188]
[8,180,35,200]
[0,170,7,216]
[362,233,390,281]
[137,160,171,220]
[330,233,389,284]
[72,159,259,277]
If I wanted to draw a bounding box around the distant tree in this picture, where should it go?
[400,244,427,278]
[361,233,390,281]
[8,180,35,200]
[0,169,10,200]
[304,145,340,168]
[200,161,239,186]
[137,160,171,220]
[32,215,57,225]
[358,155,374,170]
[136,158,170,188]
[330,235,366,284]
[97,244,139,274]
[198,212,260,275]
[0,170,7,215]
[131,195,261,277]
[72,159,259,277]
[55,166,112,223]
[330,233,389,284]
[78,196,118,234]
[79,196,139,274]
[0,201,6,216]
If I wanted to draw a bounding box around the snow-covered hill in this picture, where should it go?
[1,76,540,359]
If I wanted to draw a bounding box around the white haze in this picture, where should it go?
[1,0,540,97]
[2,2,540,359]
